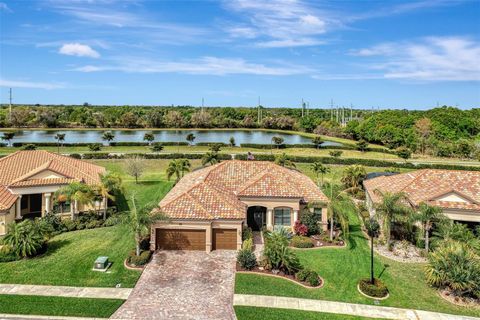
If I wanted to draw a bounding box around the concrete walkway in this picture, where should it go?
[0,314,101,320]
[233,294,480,320]
[0,284,131,300]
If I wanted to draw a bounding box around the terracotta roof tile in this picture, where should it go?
[364,169,480,212]
[0,186,17,211]
[160,160,328,220]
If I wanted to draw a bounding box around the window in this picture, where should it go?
[274,208,291,226]
[314,208,323,221]
[54,201,71,214]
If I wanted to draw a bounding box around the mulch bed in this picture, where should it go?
[236,263,323,289]
[294,234,345,248]
[439,290,480,308]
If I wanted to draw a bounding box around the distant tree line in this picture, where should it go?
[0,105,478,159]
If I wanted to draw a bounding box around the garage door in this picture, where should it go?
[156,229,206,251]
[213,229,237,250]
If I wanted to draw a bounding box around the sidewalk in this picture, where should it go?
[0,314,100,320]
[233,294,480,320]
[0,284,131,300]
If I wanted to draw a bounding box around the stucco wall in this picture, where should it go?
[0,206,15,236]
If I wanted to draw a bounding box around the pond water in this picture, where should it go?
[0,129,343,146]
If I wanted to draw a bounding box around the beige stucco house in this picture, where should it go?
[151,160,329,252]
[364,169,480,223]
[0,150,106,235]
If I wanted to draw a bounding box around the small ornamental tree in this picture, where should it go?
[88,143,102,152]
[102,131,115,146]
[150,142,164,153]
[125,156,145,184]
[271,136,284,149]
[229,136,236,147]
[1,132,14,147]
[54,133,66,153]
[143,133,155,145]
[396,146,412,161]
[294,221,308,236]
[356,139,369,152]
[186,133,196,146]
[312,136,323,149]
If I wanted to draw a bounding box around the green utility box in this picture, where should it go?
[94,256,109,270]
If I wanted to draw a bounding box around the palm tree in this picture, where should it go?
[411,203,446,252]
[365,218,380,284]
[123,195,167,256]
[202,152,219,166]
[373,190,412,245]
[229,136,236,147]
[326,189,354,241]
[143,132,155,145]
[97,172,122,220]
[54,133,65,153]
[431,221,480,252]
[1,132,15,147]
[274,153,296,168]
[311,162,330,186]
[102,131,115,146]
[55,182,95,220]
[271,136,284,152]
[312,136,323,149]
[166,159,191,182]
[186,133,196,146]
[341,165,366,190]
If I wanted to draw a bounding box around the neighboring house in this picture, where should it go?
[0,150,106,235]
[151,160,329,252]
[364,169,480,224]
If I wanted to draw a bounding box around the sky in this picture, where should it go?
[0,0,479,109]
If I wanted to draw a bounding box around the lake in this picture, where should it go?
[0,129,343,146]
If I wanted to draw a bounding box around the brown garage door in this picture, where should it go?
[213,229,237,250]
[156,229,206,251]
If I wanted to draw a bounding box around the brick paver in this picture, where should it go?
[111,250,237,320]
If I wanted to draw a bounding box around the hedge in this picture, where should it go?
[12,142,92,147]
[110,142,149,146]
[195,142,228,146]
[78,152,233,160]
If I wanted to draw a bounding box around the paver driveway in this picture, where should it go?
[111,250,237,320]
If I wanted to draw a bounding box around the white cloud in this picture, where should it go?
[71,56,313,76]
[59,43,100,58]
[0,2,12,12]
[352,37,480,81]
[0,79,65,90]
[223,0,332,48]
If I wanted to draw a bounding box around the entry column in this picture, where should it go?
[15,195,22,219]
[44,193,52,216]
[266,208,273,231]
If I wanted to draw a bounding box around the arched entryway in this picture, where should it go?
[247,206,267,231]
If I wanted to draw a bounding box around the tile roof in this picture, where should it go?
[159,160,328,220]
[0,150,105,211]
[364,169,480,212]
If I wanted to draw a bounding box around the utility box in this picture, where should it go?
[94,256,109,270]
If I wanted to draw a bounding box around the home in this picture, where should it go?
[364,169,480,224]
[0,150,106,235]
[151,160,329,252]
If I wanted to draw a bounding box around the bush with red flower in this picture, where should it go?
[294,221,308,236]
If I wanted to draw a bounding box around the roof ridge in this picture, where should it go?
[202,161,228,184]
[184,185,213,219]
[207,183,245,211]
[46,151,101,183]
[236,166,271,194]
[0,150,22,163]
[398,169,429,193]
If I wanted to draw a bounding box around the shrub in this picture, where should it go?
[104,215,120,227]
[22,143,37,150]
[300,209,322,236]
[293,221,308,236]
[295,269,320,286]
[0,251,20,262]
[86,220,99,229]
[291,235,314,248]
[237,248,257,270]
[1,219,49,258]
[62,219,76,231]
[242,227,253,241]
[359,278,388,298]
[75,222,85,230]
[88,143,102,152]
[295,269,310,282]
[42,212,63,232]
[128,250,152,266]
[242,238,253,251]
[69,153,82,159]
[150,142,164,152]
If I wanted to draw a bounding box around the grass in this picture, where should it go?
[0,295,124,318]
[234,211,480,317]
[234,306,388,320]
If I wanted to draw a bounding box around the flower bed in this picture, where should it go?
[290,234,345,249]
[439,289,480,307]
[357,278,389,299]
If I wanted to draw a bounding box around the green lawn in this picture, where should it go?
[234,306,387,320]
[235,212,480,317]
[0,295,124,318]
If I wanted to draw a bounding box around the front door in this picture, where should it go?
[247,206,266,231]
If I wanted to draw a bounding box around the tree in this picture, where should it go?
[143,133,155,145]
[229,136,236,147]
[88,143,102,152]
[414,118,432,154]
[55,182,95,220]
[123,195,167,256]
[329,150,342,158]
[54,133,65,153]
[311,162,329,186]
[150,142,164,153]
[341,165,366,190]
[202,152,219,166]
[373,190,412,245]
[365,218,380,284]
[411,203,446,252]
[396,146,412,161]
[102,131,115,145]
[125,156,145,184]
[186,133,196,146]
[22,144,37,150]
[271,136,284,149]
[326,189,354,241]
[356,139,369,152]
[1,132,14,146]
[274,153,295,168]
[166,159,191,182]
[96,172,122,220]
[312,136,323,149]
[209,143,222,153]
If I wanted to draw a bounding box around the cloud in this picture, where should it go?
[71,56,313,76]
[59,43,100,58]
[351,37,480,81]
[223,0,333,48]
[0,2,12,12]
[0,79,65,90]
